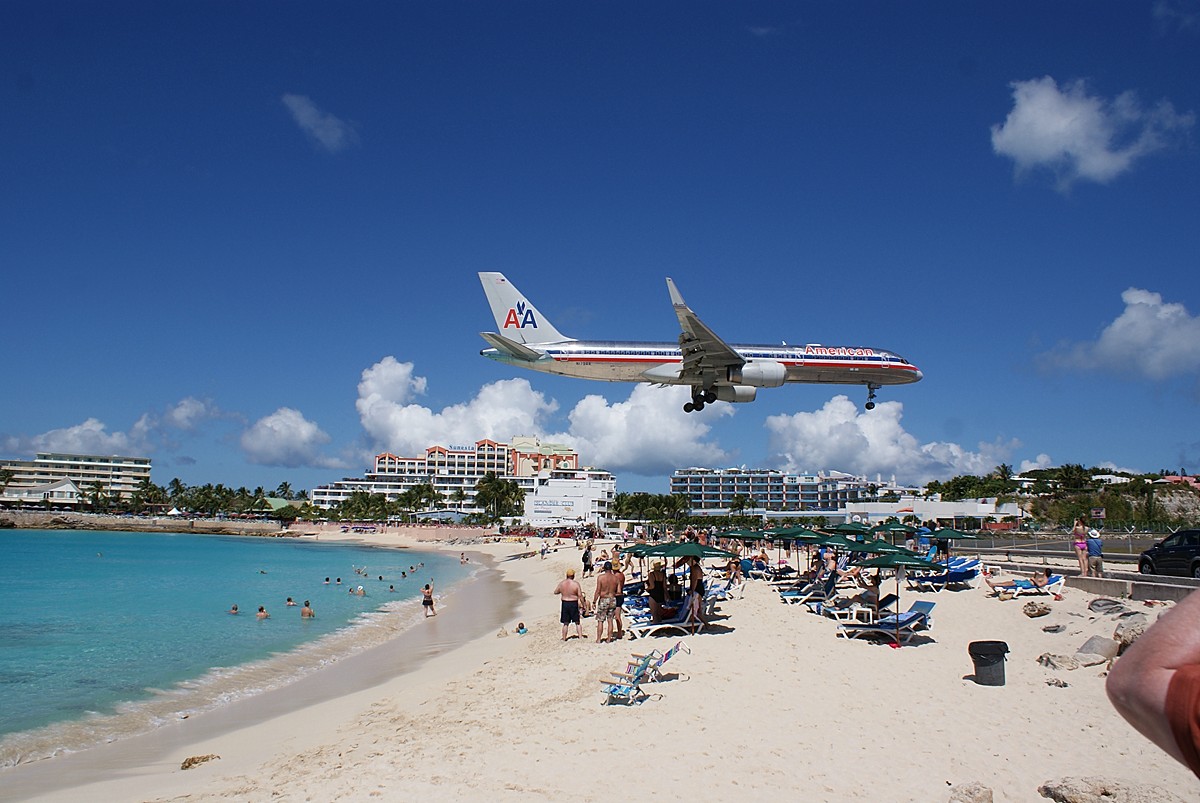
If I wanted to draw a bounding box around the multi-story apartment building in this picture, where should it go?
[669,467,920,513]
[0,452,152,506]
[310,436,591,514]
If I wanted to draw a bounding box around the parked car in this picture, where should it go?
[1139,530,1200,577]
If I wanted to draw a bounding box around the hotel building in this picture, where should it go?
[310,437,615,527]
[670,467,921,514]
[0,452,153,506]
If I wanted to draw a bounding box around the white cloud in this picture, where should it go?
[1019,453,1054,473]
[281,93,360,153]
[548,385,731,476]
[163,397,218,431]
[353,357,728,475]
[1037,288,1200,380]
[765,396,1016,486]
[8,417,141,456]
[991,76,1193,189]
[356,357,557,456]
[240,407,345,469]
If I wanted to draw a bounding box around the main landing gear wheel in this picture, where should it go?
[864,383,882,411]
[704,389,717,403]
[684,389,712,413]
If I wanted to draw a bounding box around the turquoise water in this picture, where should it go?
[0,529,470,766]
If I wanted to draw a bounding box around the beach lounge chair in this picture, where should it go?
[907,563,979,592]
[628,640,691,682]
[599,669,650,705]
[628,594,703,639]
[824,592,900,623]
[836,601,936,645]
[780,573,838,606]
[1012,574,1065,597]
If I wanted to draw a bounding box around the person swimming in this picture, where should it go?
[228,604,239,615]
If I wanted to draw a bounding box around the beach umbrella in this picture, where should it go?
[855,552,941,646]
[872,521,916,532]
[826,522,872,536]
[930,527,976,559]
[643,541,738,559]
[843,538,916,555]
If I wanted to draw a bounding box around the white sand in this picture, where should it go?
[5,529,1195,802]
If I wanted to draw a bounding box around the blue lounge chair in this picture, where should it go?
[836,601,936,645]
[628,594,703,639]
[628,640,691,682]
[780,573,838,606]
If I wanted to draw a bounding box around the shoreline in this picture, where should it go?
[0,527,520,801]
[4,531,1196,802]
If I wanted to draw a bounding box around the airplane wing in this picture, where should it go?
[666,278,745,383]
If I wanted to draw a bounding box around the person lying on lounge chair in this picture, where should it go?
[983,568,1052,593]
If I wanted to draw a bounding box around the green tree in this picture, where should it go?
[275,504,301,528]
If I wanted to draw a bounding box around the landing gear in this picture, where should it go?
[683,387,717,413]
[864,383,881,411]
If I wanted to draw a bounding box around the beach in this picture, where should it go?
[3,527,1196,802]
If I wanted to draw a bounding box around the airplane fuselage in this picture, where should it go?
[481,339,922,387]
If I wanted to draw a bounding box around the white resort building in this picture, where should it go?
[309,437,615,527]
[0,452,152,508]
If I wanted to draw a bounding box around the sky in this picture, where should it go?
[2,2,1199,496]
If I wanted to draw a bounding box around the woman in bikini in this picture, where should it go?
[422,581,436,617]
[1071,517,1089,576]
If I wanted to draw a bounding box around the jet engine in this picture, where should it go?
[714,385,757,403]
[727,361,787,388]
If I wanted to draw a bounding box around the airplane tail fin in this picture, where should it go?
[478,272,570,344]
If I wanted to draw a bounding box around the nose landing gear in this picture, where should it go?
[864,383,881,411]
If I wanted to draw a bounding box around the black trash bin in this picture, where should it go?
[968,640,1009,686]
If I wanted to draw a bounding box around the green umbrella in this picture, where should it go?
[826,522,872,535]
[872,521,918,534]
[930,528,976,540]
[814,533,858,549]
[642,541,738,559]
[844,538,916,555]
[855,553,941,646]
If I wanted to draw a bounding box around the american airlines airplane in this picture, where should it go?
[478,272,922,413]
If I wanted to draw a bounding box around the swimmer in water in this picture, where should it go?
[228,604,239,615]
[256,606,269,619]
[301,600,315,618]
[286,597,297,606]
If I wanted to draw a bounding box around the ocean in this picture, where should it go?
[0,529,472,767]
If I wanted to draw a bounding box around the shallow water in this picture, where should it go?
[0,529,471,767]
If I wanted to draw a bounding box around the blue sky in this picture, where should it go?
[3,2,1199,496]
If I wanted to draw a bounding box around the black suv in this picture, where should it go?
[1139,530,1200,577]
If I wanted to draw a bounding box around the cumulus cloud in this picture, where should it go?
[765,396,1017,486]
[240,407,346,469]
[356,357,557,456]
[163,397,219,431]
[1019,454,1054,473]
[991,76,1193,189]
[1037,288,1200,380]
[549,385,732,476]
[4,417,142,456]
[353,357,728,475]
[281,93,360,153]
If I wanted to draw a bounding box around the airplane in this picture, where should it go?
[478,272,922,413]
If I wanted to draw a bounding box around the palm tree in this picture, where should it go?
[275,481,293,500]
[0,468,15,495]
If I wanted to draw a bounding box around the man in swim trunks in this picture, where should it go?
[610,558,626,640]
[593,561,620,643]
[554,568,584,641]
[982,568,1052,594]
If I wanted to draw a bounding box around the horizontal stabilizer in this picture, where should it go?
[480,332,544,362]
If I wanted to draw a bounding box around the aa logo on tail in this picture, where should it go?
[503,301,538,329]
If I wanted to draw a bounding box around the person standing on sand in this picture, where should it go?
[593,561,620,643]
[1071,517,1089,576]
[554,568,585,641]
[582,542,594,578]
[610,558,626,640]
[1086,529,1105,578]
[422,581,436,616]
